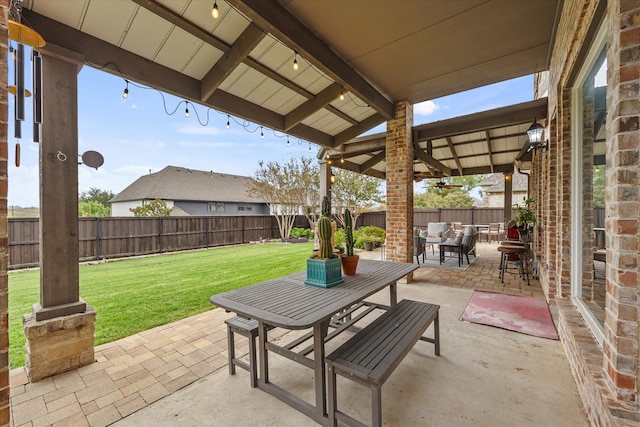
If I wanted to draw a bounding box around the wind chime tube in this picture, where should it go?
[33,51,42,123]
[32,50,42,142]
[16,43,25,121]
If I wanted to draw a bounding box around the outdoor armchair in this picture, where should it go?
[424,222,450,255]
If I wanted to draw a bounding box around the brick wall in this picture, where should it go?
[385,101,413,269]
[0,0,9,425]
[604,0,640,407]
[536,0,640,424]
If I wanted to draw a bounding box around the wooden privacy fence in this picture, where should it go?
[9,216,280,269]
[9,207,605,269]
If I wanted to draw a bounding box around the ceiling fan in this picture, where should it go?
[427,179,463,190]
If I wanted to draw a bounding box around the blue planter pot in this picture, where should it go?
[305,258,344,288]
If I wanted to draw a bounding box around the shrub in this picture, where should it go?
[290,227,314,239]
[354,225,386,249]
[334,229,345,249]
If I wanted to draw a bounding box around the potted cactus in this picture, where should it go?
[340,208,359,275]
[305,197,344,288]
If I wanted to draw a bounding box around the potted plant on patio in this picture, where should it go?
[305,196,344,288]
[340,208,359,275]
[513,197,536,241]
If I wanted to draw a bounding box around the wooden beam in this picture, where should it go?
[331,160,386,180]
[285,83,341,131]
[359,151,386,173]
[414,98,548,141]
[200,24,266,101]
[334,114,385,146]
[446,136,463,176]
[413,140,451,176]
[484,130,495,173]
[228,0,395,120]
[24,10,337,149]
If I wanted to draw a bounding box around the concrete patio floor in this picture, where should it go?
[9,242,589,426]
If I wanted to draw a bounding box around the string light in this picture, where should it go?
[340,156,344,164]
[339,86,345,101]
[104,62,316,149]
[293,50,299,70]
[211,1,219,19]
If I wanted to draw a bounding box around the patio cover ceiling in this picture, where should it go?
[20,0,560,180]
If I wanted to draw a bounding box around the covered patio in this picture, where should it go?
[2,1,639,426]
[9,242,588,426]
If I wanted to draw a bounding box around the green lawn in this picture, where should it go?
[9,242,313,369]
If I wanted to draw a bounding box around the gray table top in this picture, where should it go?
[210,259,418,329]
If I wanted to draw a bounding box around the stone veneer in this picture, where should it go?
[23,307,96,382]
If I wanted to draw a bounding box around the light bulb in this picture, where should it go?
[226,115,230,129]
[293,51,299,70]
[339,87,345,101]
[212,2,219,19]
[340,156,344,164]
[286,137,290,147]
[185,107,189,118]
[123,80,129,99]
[308,143,312,152]
[260,127,264,139]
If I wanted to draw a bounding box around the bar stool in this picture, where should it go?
[225,316,259,388]
[497,244,530,285]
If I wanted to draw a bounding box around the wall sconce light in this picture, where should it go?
[527,118,548,152]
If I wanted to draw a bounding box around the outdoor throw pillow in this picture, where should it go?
[427,231,441,238]
[454,230,464,244]
[419,230,427,239]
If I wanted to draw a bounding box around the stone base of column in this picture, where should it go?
[23,304,96,382]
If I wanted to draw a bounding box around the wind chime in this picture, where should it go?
[8,0,46,167]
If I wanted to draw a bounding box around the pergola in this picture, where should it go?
[14,0,562,380]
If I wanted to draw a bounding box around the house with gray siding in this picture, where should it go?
[110,166,269,217]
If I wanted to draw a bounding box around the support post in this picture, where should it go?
[385,101,414,281]
[24,44,95,382]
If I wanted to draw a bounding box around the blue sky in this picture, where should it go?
[8,64,533,207]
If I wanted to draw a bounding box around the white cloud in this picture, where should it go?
[414,100,439,116]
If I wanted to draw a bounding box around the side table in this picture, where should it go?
[439,240,462,266]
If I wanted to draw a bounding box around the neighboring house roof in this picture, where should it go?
[110,166,264,203]
[479,172,529,193]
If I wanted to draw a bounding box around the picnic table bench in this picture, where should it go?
[326,299,440,427]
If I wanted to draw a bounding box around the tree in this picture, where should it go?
[79,187,114,216]
[246,157,318,239]
[79,201,110,217]
[130,199,172,217]
[331,169,384,229]
[80,187,114,208]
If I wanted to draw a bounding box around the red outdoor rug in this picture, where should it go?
[460,290,559,340]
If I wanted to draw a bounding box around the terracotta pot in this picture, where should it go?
[341,254,360,275]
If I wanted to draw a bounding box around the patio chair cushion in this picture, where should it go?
[425,223,449,243]
[453,230,464,244]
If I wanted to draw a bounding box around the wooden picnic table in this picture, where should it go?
[210,259,418,425]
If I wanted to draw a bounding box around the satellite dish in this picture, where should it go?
[81,150,104,169]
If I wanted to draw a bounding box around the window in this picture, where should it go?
[208,202,225,212]
[571,21,607,344]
